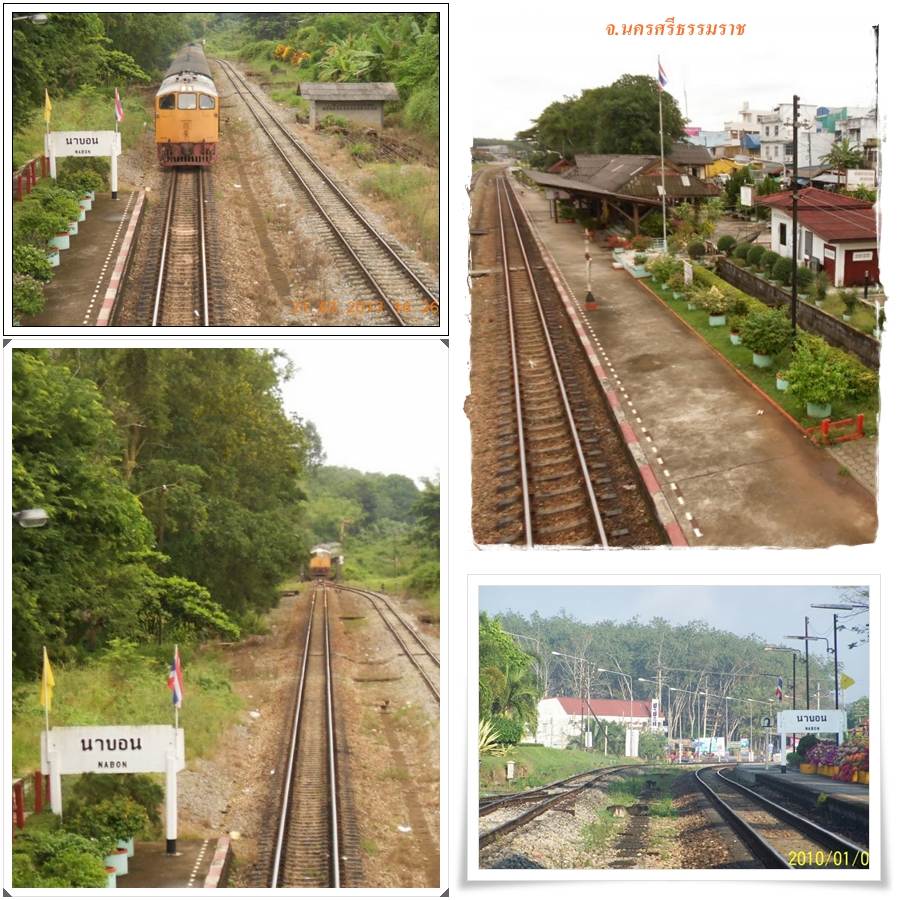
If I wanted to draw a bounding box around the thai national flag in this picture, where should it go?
[167,646,184,709]
[657,58,668,91]
[114,87,125,123]
[775,676,784,702]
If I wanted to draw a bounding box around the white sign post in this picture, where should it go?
[776,709,847,773]
[44,130,122,199]
[41,725,185,851]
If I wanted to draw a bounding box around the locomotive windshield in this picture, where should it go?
[177,93,197,110]
[199,94,216,109]
[158,93,175,109]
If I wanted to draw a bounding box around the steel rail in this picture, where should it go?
[333,584,438,702]
[495,177,533,545]
[499,176,609,548]
[323,586,341,887]
[695,766,868,869]
[218,58,437,308]
[269,583,317,886]
[197,169,209,325]
[216,59,434,325]
[151,170,178,326]
[479,764,640,849]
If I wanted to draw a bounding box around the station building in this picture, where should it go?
[299,82,399,131]
[527,696,661,749]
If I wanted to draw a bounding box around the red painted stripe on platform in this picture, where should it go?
[620,421,638,444]
[606,389,621,410]
[640,463,662,495]
[96,191,143,326]
[593,362,608,379]
[665,521,689,546]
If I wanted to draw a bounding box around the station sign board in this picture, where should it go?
[45,130,121,159]
[41,725,185,775]
[776,709,846,734]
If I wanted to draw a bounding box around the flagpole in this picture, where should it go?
[658,56,668,254]
[174,643,179,732]
[42,645,51,735]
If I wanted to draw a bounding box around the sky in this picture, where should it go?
[468,4,877,140]
[278,340,445,483]
[480,585,870,702]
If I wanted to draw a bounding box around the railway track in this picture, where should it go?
[331,584,439,702]
[216,58,439,327]
[482,173,664,546]
[479,764,643,849]
[141,168,213,326]
[268,583,359,887]
[695,766,868,869]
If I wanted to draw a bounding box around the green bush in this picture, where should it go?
[68,773,164,830]
[795,266,814,293]
[733,242,751,260]
[797,734,819,759]
[70,797,150,846]
[13,244,53,283]
[57,169,105,195]
[786,751,803,767]
[773,255,793,285]
[649,255,678,283]
[839,288,859,316]
[12,831,108,888]
[405,559,439,597]
[815,270,830,301]
[490,716,524,744]
[348,141,375,161]
[403,82,438,140]
[761,249,780,275]
[700,286,730,316]
[632,234,653,251]
[717,235,737,254]
[729,296,750,317]
[14,201,69,246]
[687,239,706,259]
[786,336,854,407]
[31,183,82,222]
[13,273,46,322]
[747,244,765,267]
[59,155,110,186]
[640,211,664,237]
[740,308,793,356]
[633,253,647,266]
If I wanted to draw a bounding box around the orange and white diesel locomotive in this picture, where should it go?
[155,43,219,166]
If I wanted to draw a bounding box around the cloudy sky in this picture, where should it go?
[278,340,445,483]
[480,584,870,701]
[468,4,877,140]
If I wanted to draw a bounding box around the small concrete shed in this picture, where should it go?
[299,82,400,131]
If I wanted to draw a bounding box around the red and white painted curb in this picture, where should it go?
[511,185,689,547]
[95,189,145,326]
[202,835,231,888]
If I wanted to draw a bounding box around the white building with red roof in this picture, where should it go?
[759,186,879,287]
[528,696,662,750]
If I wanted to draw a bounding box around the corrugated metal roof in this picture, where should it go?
[300,82,399,101]
[759,186,872,211]
[550,697,655,718]
[797,208,877,241]
[667,142,714,165]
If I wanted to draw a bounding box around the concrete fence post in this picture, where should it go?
[13,779,25,829]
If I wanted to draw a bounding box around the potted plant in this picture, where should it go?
[795,265,814,299]
[814,270,829,306]
[840,288,859,321]
[701,286,729,326]
[558,202,575,223]
[776,370,789,391]
[784,336,853,419]
[683,284,699,310]
[666,269,685,299]
[746,244,765,270]
[687,239,706,260]
[716,234,737,256]
[772,255,793,287]
[740,308,793,368]
[761,250,780,281]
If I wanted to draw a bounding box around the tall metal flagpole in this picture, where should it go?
[174,643,179,732]
[658,56,668,253]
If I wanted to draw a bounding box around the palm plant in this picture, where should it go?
[820,139,866,189]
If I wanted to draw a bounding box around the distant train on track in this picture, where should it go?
[155,42,219,167]
[309,544,344,580]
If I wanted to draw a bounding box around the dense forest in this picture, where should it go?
[481,604,867,749]
[12,349,439,682]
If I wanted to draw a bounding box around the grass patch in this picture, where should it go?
[270,87,308,113]
[12,644,242,776]
[818,292,877,334]
[382,765,411,782]
[361,163,438,266]
[582,812,620,850]
[648,797,678,817]
[479,745,636,794]
[13,87,152,170]
[643,278,879,434]
[361,836,379,856]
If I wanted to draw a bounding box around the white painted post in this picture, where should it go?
[45,132,57,180]
[111,135,119,199]
[49,751,62,815]
[165,750,178,854]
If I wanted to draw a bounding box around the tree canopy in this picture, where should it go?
[518,75,686,159]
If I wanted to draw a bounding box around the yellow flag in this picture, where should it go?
[43,89,52,126]
[39,646,55,713]
[840,672,856,691]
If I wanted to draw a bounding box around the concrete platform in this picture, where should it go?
[114,836,231,888]
[25,190,137,327]
[519,186,877,547]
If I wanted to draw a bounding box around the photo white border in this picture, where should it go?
[3,335,449,896]
[4,2,449,336]
[467,572,881,883]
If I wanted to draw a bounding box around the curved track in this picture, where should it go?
[331,583,439,702]
[148,168,211,326]
[695,766,868,869]
[481,173,664,547]
[216,58,439,327]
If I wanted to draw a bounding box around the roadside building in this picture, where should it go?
[759,186,879,286]
[834,109,879,170]
[667,142,714,179]
[528,696,660,749]
[299,82,399,131]
[723,101,769,138]
[527,153,719,232]
[758,102,821,166]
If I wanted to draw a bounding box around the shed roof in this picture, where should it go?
[667,142,714,165]
[760,187,876,241]
[299,82,399,101]
[549,697,655,718]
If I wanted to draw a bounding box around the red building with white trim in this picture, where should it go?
[529,696,661,749]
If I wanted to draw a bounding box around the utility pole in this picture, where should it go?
[804,615,811,709]
[791,94,800,335]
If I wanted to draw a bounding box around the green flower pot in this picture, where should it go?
[708,314,726,327]
[806,401,832,418]
[752,352,773,368]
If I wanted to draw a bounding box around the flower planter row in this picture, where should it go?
[798,761,869,784]
[46,192,95,267]
[103,836,135,888]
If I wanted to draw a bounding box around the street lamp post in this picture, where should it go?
[811,601,867,712]
[13,13,49,23]
[12,508,49,528]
